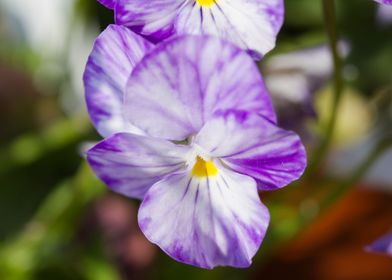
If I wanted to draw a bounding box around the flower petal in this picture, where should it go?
[375,0,392,5]
[87,133,189,199]
[124,35,276,141]
[115,0,184,41]
[98,0,116,9]
[194,111,307,191]
[366,231,392,256]
[138,166,269,269]
[115,0,284,57]
[84,24,154,137]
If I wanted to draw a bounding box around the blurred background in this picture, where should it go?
[0,0,391,279]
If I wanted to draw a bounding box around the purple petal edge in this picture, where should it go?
[83,24,154,137]
[98,0,116,9]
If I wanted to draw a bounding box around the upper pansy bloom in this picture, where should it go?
[84,25,306,268]
[98,0,284,59]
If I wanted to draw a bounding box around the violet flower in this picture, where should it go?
[84,25,306,268]
[263,45,331,134]
[97,0,284,59]
[366,231,392,256]
[375,0,392,5]
[263,42,350,136]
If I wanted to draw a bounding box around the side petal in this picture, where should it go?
[87,133,189,199]
[98,0,116,9]
[84,24,154,137]
[194,111,307,191]
[138,167,269,269]
[124,35,276,141]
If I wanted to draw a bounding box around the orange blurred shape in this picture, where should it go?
[258,187,392,280]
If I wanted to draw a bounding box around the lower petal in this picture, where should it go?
[138,167,269,269]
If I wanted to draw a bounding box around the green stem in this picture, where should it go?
[307,0,344,176]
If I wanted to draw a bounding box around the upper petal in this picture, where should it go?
[194,111,307,191]
[98,0,116,9]
[138,165,269,269]
[84,24,154,137]
[86,133,189,199]
[124,35,276,141]
[115,0,284,57]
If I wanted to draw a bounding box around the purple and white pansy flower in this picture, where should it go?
[84,25,306,268]
[98,0,284,59]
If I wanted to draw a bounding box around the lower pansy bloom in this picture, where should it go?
[99,0,284,59]
[84,29,307,268]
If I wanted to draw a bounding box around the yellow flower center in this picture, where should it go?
[196,0,216,7]
[192,156,218,178]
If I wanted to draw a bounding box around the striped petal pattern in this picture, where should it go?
[123,35,276,141]
[84,25,154,137]
[138,166,269,268]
